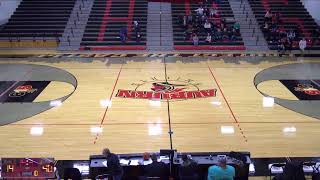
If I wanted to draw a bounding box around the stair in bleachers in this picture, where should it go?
[58,0,94,51]
[248,0,320,50]
[229,0,269,51]
[80,0,148,50]
[171,0,245,51]
[147,2,174,51]
[0,0,76,48]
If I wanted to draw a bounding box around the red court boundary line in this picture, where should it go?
[93,63,124,144]
[174,45,246,50]
[126,0,135,39]
[207,63,248,142]
[80,46,146,51]
[98,0,113,41]
[97,0,136,41]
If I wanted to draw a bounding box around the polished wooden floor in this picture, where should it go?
[0,58,320,160]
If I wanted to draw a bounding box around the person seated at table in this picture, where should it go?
[102,148,123,180]
[179,155,199,180]
[140,154,169,180]
[139,152,152,165]
[207,156,235,180]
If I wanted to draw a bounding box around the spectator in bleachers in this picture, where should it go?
[233,22,240,34]
[119,27,127,43]
[264,10,273,23]
[287,30,296,42]
[277,40,286,53]
[204,20,212,34]
[274,12,281,24]
[178,3,242,45]
[195,6,204,16]
[210,7,219,18]
[215,28,223,41]
[208,157,235,180]
[192,33,199,46]
[179,155,199,180]
[133,21,141,43]
[299,38,307,54]
[133,21,141,33]
[206,33,212,43]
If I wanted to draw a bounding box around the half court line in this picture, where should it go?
[93,63,124,144]
[164,58,174,150]
[206,63,248,142]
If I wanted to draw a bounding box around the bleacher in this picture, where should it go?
[248,0,320,50]
[80,0,148,51]
[0,0,76,48]
[171,0,245,50]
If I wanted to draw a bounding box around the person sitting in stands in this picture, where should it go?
[119,27,127,43]
[102,148,123,180]
[133,21,141,33]
[142,154,168,180]
[264,10,272,23]
[228,27,236,41]
[208,156,235,180]
[179,155,199,180]
[204,20,212,34]
[192,33,199,46]
[274,12,281,24]
[299,38,307,54]
[133,21,141,43]
[205,33,212,44]
[182,15,187,28]
[233,22,240,34]
[287,30,296,42]
[209,7,217,18]
[277,39,286,53]
[195,6,204,16]
[215,28,223,41]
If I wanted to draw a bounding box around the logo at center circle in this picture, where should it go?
[116,77,217,101]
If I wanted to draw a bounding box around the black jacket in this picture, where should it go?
[106,153,123,175]
[144,161,168,178]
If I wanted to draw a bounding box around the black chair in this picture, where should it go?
[64,168,82,180]
[269,163,286,180]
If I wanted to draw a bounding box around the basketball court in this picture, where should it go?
[0,57,319,160]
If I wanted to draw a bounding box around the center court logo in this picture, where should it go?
[116,77,217,101]
[294,84,320,95]
[9,85,37,97]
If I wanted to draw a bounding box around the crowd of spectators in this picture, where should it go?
[178,1,241,46]
[261,10,319,52]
